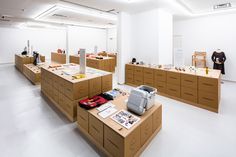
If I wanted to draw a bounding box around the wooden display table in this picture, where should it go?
[98,52,117,66]
[125,64,221,113]
[69,55,115,72]
[41,64,113,121]
[51,52,66,64]
[15,54,45,72]
[23,64,43,85]
[15,54,33,72]
[77,95,162,157]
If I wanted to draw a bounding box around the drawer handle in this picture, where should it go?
[107,138,119,149]
[202,83,213,87]
[184,92,193,96]
[203,97,214,101]
[156,74,163,76]
[92,125,100,133]
[169,88,177,92]
[185,80,193,83]
[170,77,177,79]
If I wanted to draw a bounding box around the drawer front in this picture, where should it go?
[166,84,181,98]
[134,75,143,86]
[89,77,102,98]
[125,76,134,84]
[74,81,89,99]
[125,64,134,72]
[154,69,166,82]
[89,114,104,145]
[104,125,124,157]
[143,78,154,87]
[198,77,218,93]
[198,91,218,109]
[102,74,113,92]
[155,81,166,93]
[152,105,162,132]
[63,81,74,100]
[181,73,198,89]
[125,126,141,157]
[63,95,74,117]
[167,71,181,85]
[77,106,89,131]
[141,115,153,146]
[143,68,154,79]
[134,66,143,76]
[181,87,198,103]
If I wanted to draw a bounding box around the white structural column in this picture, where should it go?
[157,9,173,65]
[66,26,69,63]
[117,12,132,84]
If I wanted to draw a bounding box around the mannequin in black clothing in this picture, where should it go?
[211,49,226,74]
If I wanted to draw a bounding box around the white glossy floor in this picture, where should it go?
[0,64,236,157]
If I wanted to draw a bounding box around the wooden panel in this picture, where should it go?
[89,114,104,145]
[198,91,218,109]
[152,105,162,132]
[155,81,166,93]
[166,84,181,98]
[198,76,218,93]
[154,69,166,82]
[140,115,153,146]
[104,125,124,157]
[89,77,102,97]
[167,71,181,85]
[134,66,143,76]
[181,73,198,89]
[181,87,198,103]
[124,126,141,157]
[77,106,89,131]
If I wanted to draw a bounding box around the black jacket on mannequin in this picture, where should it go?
[211,51,226,74]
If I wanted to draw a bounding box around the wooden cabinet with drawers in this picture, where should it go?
[41,64,113,122]
[69,55,115,72]
[51,52,66,64]
[125,64,221,113]
[143,67,154,87]
[77,95,162,157]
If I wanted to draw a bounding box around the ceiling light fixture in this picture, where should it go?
[176,0,236,17]
[35,4,117,22]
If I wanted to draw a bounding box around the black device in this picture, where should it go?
[33,51,39,65]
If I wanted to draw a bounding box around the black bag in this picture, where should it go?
[21,51,27,55]
[132,58,136,64]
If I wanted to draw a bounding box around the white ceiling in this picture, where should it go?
[1,0,236,27]
[178,0,236,14]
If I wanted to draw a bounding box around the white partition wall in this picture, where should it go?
[67,26,107,55]
[0,27,66,63]
[174,13,236,81]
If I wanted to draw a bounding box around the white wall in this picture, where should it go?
[106,27,117,52]
[174,13,236,81]
[131,9,159,64]
[157,9,173,65]
[0,27,66,63]
[117,12,132,84]
[68,26,107,55]
[130,9,173,65]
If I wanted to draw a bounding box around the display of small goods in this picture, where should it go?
[174,67,186,72]
[111,110,140,129]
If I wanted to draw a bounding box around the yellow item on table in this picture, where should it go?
[72,74,86,79]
